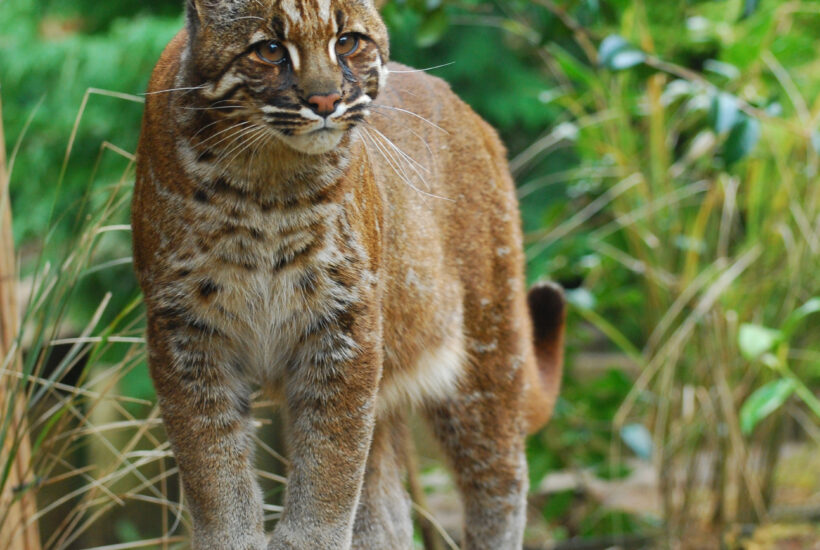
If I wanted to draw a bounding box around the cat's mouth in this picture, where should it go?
[278,123,347,155]
[260,96,371,155]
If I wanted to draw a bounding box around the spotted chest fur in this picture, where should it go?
[147,158,376,388]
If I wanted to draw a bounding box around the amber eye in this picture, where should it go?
[335,33,360,57]
[255,41,287,65]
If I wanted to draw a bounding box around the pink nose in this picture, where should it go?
[307,93,342,116]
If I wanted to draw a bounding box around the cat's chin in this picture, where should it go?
[279,128,346,156]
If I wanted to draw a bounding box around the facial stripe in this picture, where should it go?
[280,0,302,26]
[317,0,332,23]
[285,43,301,71]
[328,37,338,63]
[204,72,244,101]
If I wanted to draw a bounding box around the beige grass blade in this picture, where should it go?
[0,90,42,550]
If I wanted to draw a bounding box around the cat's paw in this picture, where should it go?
[193,531,267,550]
[267,524,347,550]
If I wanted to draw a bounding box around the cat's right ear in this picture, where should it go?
[186,0,245,33]
[186,0,205,35]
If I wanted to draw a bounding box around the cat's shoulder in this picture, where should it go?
[147,30,189,95]
[382,61,455,101]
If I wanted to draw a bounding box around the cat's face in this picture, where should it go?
[185,0,389,155]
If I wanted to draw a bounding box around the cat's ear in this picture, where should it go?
[186,0,243,33]
[356,0,387,10]
[186,0,207,34]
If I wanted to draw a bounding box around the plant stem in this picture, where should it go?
[0,90,42,550]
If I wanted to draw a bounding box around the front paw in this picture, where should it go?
[194,532,267,550]
[268,524,348,550]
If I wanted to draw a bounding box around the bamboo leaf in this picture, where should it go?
[598,35,645,70]
[416,8,449,48]
[782,298,820,339]
[740,379,795,435]
[738,323,782,361]
[620,423,653,460]
[724,115,761,165]
[741,0,760,20]
[710,93,740,134]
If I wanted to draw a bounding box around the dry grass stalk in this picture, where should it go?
[0,94,42,550]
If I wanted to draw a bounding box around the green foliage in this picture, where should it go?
[1,0,181,245]
[738,298,820,434]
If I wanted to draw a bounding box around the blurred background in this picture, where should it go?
[1,0,819,548]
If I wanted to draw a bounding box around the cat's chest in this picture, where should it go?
[171,192,365,376]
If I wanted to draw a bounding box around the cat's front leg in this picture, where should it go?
[144,309,266,550]
[269,303,383,550]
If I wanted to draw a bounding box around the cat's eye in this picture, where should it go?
[254,41,287,65]
[335,34,360,57]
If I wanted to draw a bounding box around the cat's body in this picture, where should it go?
[132,1,564,549]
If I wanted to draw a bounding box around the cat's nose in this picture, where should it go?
[307,92,342,116]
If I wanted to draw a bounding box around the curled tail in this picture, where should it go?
[523,282,566,434]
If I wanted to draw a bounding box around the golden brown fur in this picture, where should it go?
[132,1,564,548]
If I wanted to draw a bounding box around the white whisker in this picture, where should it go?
[143,84,208,96]
[388,62,455,74]
[183,105,244,112]
[215,125,265,172]
[199,121,253,150]
[367,110,438,173]
[192,118,240,141]
[245,130,271,182]
[229,15,266,23]
[371,104,449,134]
[362,129,453,202]
[367,125,431,177]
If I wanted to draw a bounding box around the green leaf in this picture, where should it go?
[620,423,652,460]
[724,115,761,165]
[549,44,598,89]
[703,60,740,81]
[782,298,820,339]
[541,490,574,521]
[740,379,795,435]
[416,8,448,48]
[738,323,782,361]
[598,35,645,70]
[710,93,740,134]
[812,130,820,154]
[741,0,760,20]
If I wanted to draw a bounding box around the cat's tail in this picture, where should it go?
[523,282,566,434]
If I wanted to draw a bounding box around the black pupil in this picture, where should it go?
[267,43,280,55]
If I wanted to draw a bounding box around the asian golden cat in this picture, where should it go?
[132,0,565,548]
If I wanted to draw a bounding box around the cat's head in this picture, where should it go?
[183,0,389,155]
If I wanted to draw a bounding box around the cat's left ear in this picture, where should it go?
[358,0,387,10]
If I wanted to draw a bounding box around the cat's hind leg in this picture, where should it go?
[351,415,414,550]
[422,336,531,550]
